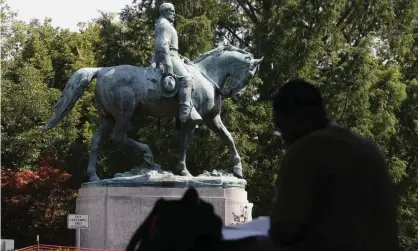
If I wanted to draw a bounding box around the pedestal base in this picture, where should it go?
[76,186,253,249]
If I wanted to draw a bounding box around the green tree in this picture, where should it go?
[1,2,102,246]
[2,0,417,249]
[231,0,418,249]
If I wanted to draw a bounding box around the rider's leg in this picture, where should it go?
[172,55,202,124]
[178,77,202,124]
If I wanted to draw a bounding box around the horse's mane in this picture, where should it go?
[193,44,253,64]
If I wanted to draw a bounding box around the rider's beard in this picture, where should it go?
[164,13,175,23]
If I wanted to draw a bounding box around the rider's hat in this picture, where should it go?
[160,73,180,98]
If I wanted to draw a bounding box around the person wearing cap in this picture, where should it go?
[269,79,400,251]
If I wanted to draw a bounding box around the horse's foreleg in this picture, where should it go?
[87,116,113,182]
[204,115,243,178]
[176,122,195,177]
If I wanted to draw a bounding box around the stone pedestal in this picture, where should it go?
[75,169,252,249]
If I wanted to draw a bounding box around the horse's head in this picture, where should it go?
[193,44,263,100]
[219,45,263,100]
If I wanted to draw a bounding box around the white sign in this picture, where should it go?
[67,214,89,229]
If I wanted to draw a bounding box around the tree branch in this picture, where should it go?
[336,0,356,27]
[224,34,234,44]
[406,59,418,80]
[245,0,262,15]
[396,155,418,197]
[225,27,250,47]
[236,0,259,24]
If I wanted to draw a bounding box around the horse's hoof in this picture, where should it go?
[232,166,244,179]
[143,161,160,171]
[180,169,193,177]
[144,155,155,167]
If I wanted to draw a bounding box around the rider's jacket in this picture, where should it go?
[154,17,179,66]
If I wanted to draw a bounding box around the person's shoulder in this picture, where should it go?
[288,125,378,158]
[286,126,338,153]
[318,125,382,153]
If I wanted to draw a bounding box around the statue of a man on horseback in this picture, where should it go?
[153,3,202,126]
[43,1,264,181]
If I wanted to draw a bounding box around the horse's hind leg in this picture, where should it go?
[125,138,155,167]
[111,112,155,168]
[204,114,243,178]
[87,116,114,182]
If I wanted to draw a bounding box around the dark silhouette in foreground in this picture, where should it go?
[126,79,400,251]
[125,188,223,251]
[125,187,272,251]
[269,79,400,251]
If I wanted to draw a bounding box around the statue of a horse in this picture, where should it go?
[43,44,263,182]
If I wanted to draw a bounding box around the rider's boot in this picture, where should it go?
[179,78,203,125]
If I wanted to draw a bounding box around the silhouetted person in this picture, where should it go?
[126,187,273,251]
[269,79,400,251]
[125,188,223,251]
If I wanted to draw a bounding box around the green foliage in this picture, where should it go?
[1,0,417,249]
[230,1,418,249]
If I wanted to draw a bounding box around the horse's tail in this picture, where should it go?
[43,67,102,131]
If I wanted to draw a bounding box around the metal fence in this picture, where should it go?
[16,244,123,251]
